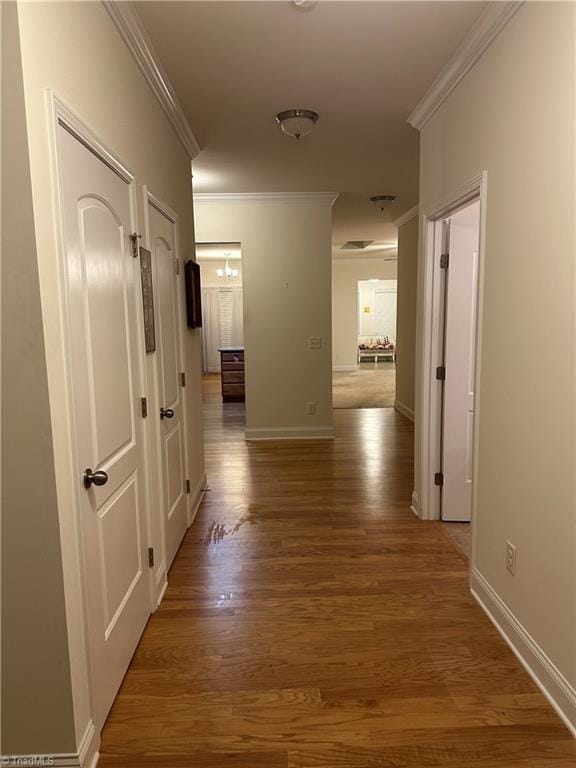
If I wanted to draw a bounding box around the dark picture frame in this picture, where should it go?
[185,259,202,328]
[139,247,156,352]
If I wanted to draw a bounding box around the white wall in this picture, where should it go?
[10,0,206,757]
[332,259,397,369]
[195,195,335,438]
[417,2,575,728]
[395,214,418,415]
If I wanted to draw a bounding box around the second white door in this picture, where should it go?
[441,201,480,522]
[148,199,189,567]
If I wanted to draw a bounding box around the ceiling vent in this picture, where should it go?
[341,240,374,250]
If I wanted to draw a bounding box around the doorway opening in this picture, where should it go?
[196,242,245,415]
[333,278,397,409]
[417,174,486,563]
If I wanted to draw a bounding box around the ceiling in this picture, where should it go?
[135,1,487,256]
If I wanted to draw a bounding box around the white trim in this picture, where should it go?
[188,472,208,526]
[408,2,524,130]
[417,172,487,522]
[333,365,358,372]
[393,205,419,229]
[471,568,576,736]
[193,192,339,206]
[3,720,100,767]
[394,399,414,422]
[103,1,200,159]
[245,426,335,441]
[332,252,398,264]
[410,491,420,518]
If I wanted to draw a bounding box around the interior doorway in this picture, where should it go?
[333,278,397,409]
[417,173,486,561]
[196,242,245,413]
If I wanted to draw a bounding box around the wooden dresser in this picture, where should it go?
[219,346,245,402]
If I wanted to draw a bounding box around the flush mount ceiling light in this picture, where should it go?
[275,109,319,140]
[370,195,397,211]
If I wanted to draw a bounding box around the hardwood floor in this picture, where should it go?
[99,376,574,767]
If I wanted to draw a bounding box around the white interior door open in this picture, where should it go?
[441,201,480,522]
[58,123,150,728]
[148,200,189,568]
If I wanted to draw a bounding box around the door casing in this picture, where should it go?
[415,172,487,571]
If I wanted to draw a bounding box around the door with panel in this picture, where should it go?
[441,201,480,522]
[148,199,189,568]
[57,122,150,728]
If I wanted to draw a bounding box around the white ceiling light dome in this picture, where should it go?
[275,109,319,140]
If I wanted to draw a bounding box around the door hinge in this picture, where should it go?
[180,372,186,387]
[186,479,191,494]
[129,232,142,258]
[141,397,148,418]
[175,259,181,275]
[436,365,446,381]
[148,547,155,568]
[440,252,449,269]
[434,472,444,487]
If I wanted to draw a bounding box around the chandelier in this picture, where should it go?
[217,255,238,280]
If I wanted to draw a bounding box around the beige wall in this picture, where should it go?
[1,3,76,753]
[417,1,575,720]
[395,215,418,414]
[11,0,205,755]
[332,260,397,369]
[195,198,334,437]
[199,258,243,287]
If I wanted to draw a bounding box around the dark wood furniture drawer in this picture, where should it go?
[221,351,244,363]
[222,370,244,384]
[221,383,245,398]
[221,361,244,372]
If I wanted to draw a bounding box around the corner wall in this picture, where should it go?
[10,0,206,756]
[395,215,418,417]
[332,259,397,370]
[194,195,334,438]
[1,3,76,754]
[417,1,575,728]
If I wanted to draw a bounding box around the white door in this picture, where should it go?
[58,124,150,727]
[148,201,189,568]
[374,283,397,342]
[441,201,480,521]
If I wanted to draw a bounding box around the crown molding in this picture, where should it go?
[103,1,201,159]
[393,205,419,229]
[408,1,524,130]
[193,192,339,206]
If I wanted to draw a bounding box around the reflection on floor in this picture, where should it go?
[333,361,396,409]
[97,379,573,767]
[442,522,471,560]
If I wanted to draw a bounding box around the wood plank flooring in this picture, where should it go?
[99,376,574,767]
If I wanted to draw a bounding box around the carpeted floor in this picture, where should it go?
[333,362,396,409]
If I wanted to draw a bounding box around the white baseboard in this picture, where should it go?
[188,471,207,526]
[3,720,101,766]
[245,426,335,441]
[471,568,576,737]
[333,365,358,372]
[394,399,415,422]
[410,490,420,517]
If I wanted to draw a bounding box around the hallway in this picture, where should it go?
[98,380,574,767]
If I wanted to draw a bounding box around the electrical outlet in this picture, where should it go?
[308,337,322,349]
[307,402,316,415]
[506,541,517,575]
